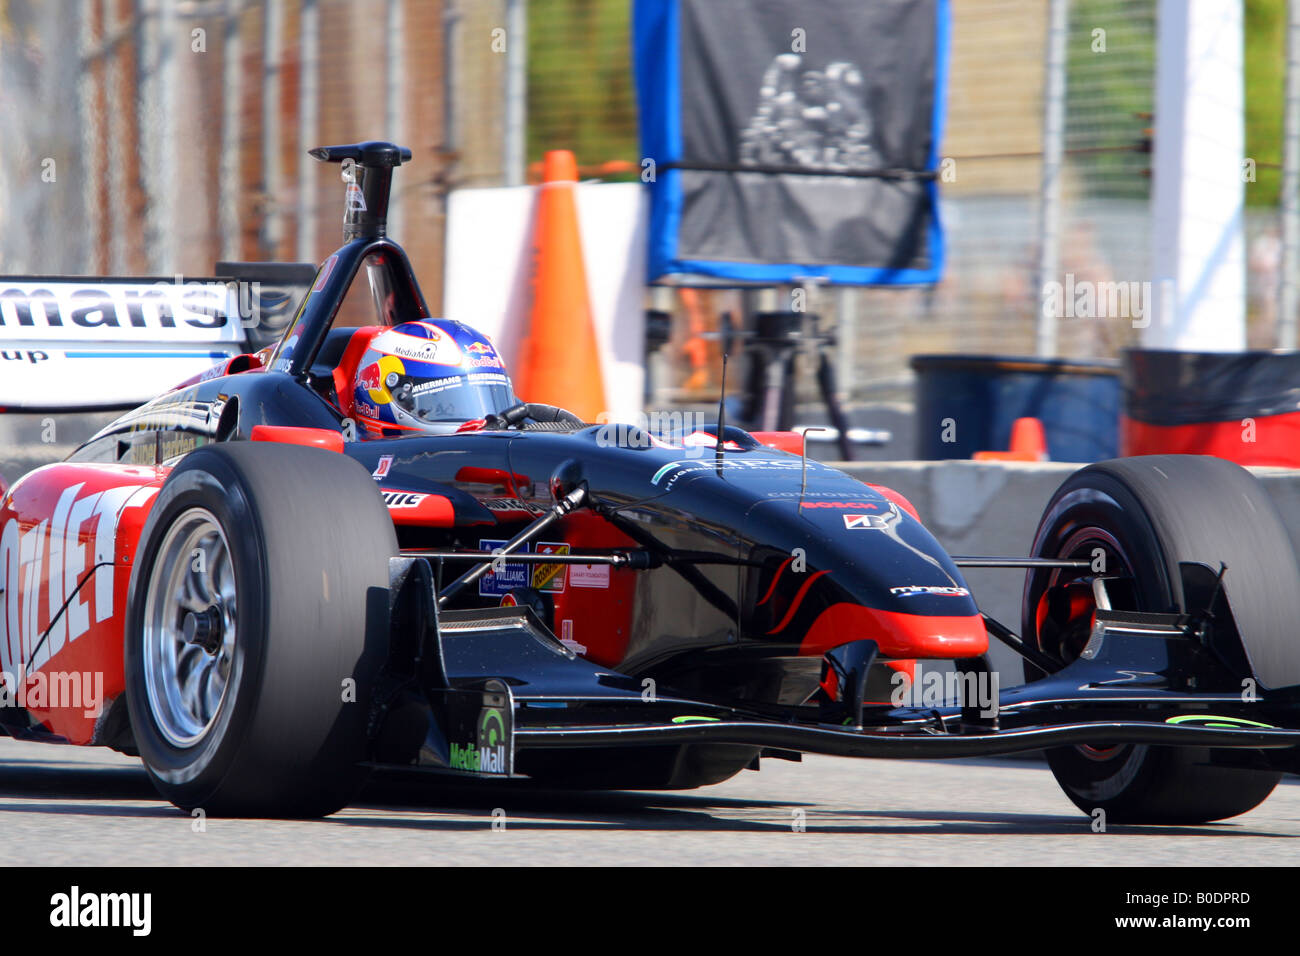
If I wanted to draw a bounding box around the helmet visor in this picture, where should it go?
[387,368,517,424]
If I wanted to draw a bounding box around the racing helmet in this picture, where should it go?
[351,320,517,433]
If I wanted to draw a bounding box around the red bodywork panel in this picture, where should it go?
[544,511,640,667]
[800,603,987,659]
[251,424,345,452]
[0,463,167,744]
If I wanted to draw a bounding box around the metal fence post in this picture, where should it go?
[220,0,242,262]
[260,0,282,256]
[1036,0,1069,358]
[386,0,406,239]
[298,0,319,264]
[504,0,527,186]
[1279,0,1300,349]
[79,4,102,273]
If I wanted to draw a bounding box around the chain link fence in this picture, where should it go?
[1,0,1296,410]
[0,0,446,300]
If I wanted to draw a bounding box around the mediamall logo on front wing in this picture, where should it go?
[449,706,509,774]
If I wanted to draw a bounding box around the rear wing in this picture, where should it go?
[0,262,315,412]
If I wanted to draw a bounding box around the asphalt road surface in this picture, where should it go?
[2,738,1298,866]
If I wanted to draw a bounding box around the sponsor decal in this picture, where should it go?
[358,361,382,392]
[0,484,158,687]
[531,541,569,593]
[570,562,611,589]
[0,280,244,341]
[651,456,827,490]
[466,341,493,355]
[376,327,461,366]
[478,539,530,597]
[801,500,880,509]
[482,496,548,518]
[889,585,971,598]
[449,705,510,775]
[380,491,426,509]
[125,431,202,466]
[372,455,393,479]
[843,513,890,530]
[345,181,367,212]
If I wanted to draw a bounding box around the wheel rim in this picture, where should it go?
[1042,526,1136,764]
[141,507,238,748]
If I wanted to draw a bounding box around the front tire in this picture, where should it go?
[125,442,397,817]
[1024,455,1292,824]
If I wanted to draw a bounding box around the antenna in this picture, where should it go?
[715,353,729,477]
[798,426,828,510]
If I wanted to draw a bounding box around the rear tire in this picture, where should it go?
[1024,455,1292,824]
[125,442,397,817]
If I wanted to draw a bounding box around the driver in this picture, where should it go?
[351,320,519,434]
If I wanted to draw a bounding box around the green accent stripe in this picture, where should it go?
[1166,714,1278,730]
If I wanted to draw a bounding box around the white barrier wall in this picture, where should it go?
[444,182,649,423]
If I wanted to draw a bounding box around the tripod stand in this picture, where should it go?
[731,311,856,460]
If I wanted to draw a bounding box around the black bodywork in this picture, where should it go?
[68,143,1300,787]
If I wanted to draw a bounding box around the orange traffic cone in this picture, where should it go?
[513,150,607,422]
[973,417,1049,461]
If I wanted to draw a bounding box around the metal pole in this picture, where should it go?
[386,0,405,238]
[297,0,319,263]
[504,0,527,186]
[260,0,282,256]
[155,0,176,272]
[105,0,126,274]
[78,3,101,273]
[220,0,242,261]
[836,286,856,401]
[1036,0,1069,358]
[1279,0,1300,348]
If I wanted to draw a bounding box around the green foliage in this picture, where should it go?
[1065,0,1156,201]
[1244,0,1284,207]
[527,0,639,168]
[1067,0,1285,207]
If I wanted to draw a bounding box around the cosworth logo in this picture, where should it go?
[0,484,157,685]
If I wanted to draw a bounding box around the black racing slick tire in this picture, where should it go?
[124,442,397,818]
[1023,455,1293,825]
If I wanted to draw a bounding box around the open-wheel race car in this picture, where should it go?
[3,142,1300,822]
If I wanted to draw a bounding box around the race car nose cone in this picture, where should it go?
[182,605,224,655]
